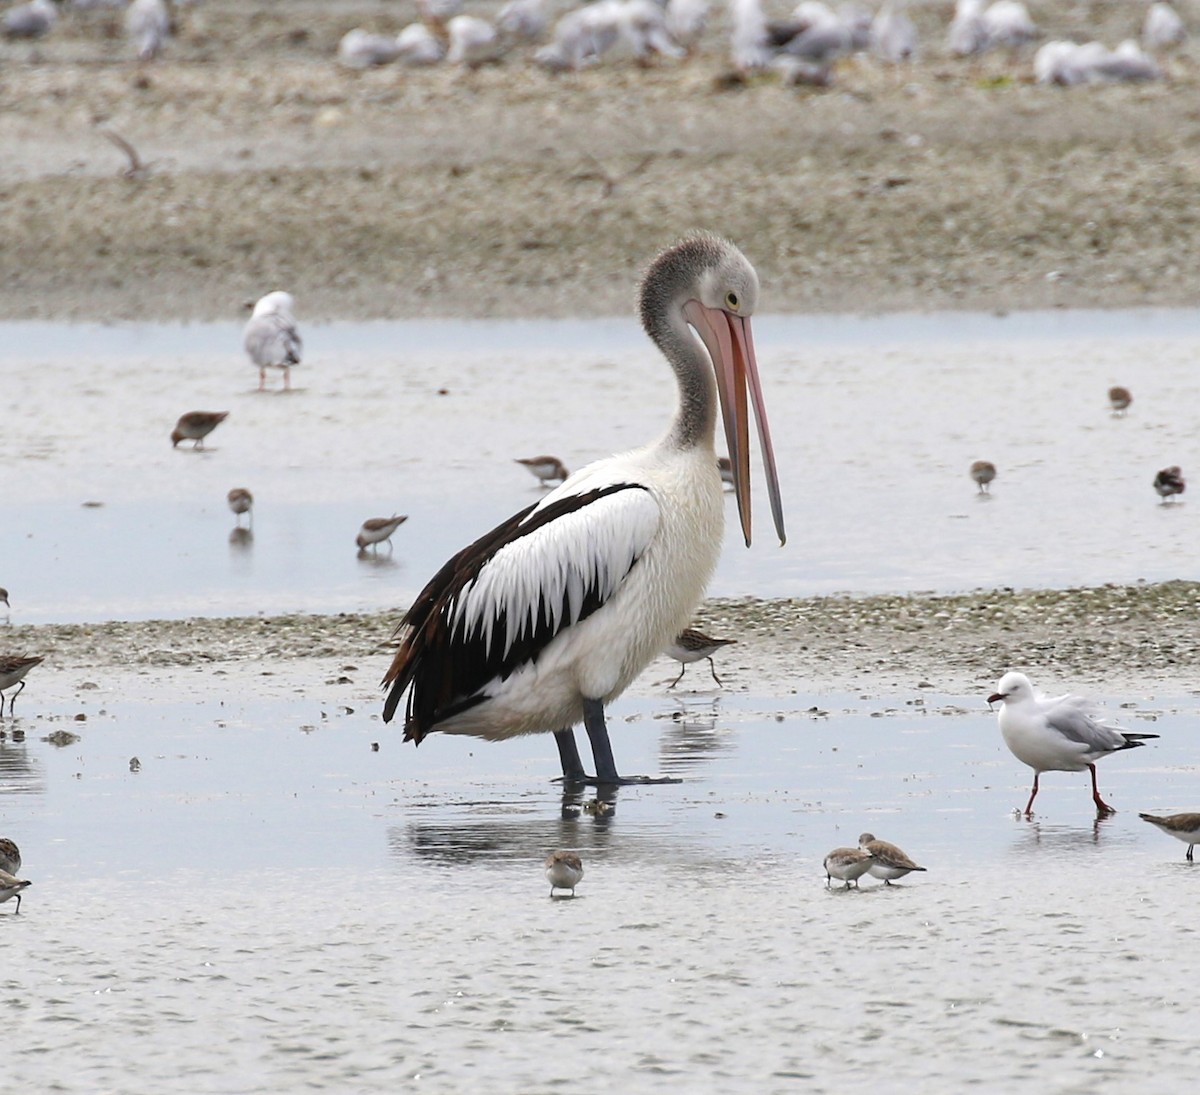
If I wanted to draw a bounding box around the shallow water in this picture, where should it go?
[2,678,1198,1093]
[2,309,1199,623]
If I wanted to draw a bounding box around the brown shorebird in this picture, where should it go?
[356,515,408,552]
[1108,385,1132,415]
[717,456,735,490]
[0,869,31,914]
[824,847,875,889]
[227,488,253,526]
[0,655,43,717]
[664,628,737,688]
[515,455,570,486]
[171,411,228,450]
[1139,812,1200,861]
[1154,466,1185,503]
[0,837,19,875]
[969,459,996,494]
[858,833,926,885]
[544,850,584,896]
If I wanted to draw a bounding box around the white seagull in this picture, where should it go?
[243,291,303,392]
[988,671,1158,816]
[381,235,785,785]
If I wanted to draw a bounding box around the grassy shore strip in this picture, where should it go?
[8,581,1200,693]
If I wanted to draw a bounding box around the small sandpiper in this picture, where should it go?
[0,837,19,875]
[823,847,875,889]
[515,455,569,486]
[227,487,253,526]
[859,833,926,885]
[1139,812,1200,861]
[0,654,43,717]
[717,456,735,490]
[1154,466,1185,503]
[664,627,737,688]
[171,410,229,450]
[545,850,584,896]
[356,514,408,552]
[969,459,997,494]
[1108,385,1132,415]
[0,869,31,914]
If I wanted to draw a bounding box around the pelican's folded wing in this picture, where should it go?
[383,483,659,739]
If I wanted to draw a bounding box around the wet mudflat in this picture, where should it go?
[1,674,1197,1093]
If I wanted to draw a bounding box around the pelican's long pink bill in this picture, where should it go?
[683,301,786,547]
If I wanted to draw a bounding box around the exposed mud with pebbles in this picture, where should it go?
[4,2,1200,321]
[9,582,1200,702]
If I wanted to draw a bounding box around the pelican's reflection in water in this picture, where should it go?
[391,784,620,867]
[656,700,735,777]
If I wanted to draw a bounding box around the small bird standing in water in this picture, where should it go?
[664,628,737,688]
[1139,812,1200,861]
[515,455,570,486]
[227,488,253,527]
[0,869,31,914]
[1108,385,1132,415]
[969,459,996,494]
[823,847,875,889]
[545,850,584,896]
[0,655,43,717]
[858,833,926,885]
[171,411,228,450]
[1154,466,1185,503]
[356,515,408,552]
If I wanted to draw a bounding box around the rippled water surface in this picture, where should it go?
[2,680,1198,1092]
[2,309,1199,623]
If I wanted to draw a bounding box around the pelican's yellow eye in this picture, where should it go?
[725,291,740,311]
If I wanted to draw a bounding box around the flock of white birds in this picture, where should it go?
[0,1,1189,86]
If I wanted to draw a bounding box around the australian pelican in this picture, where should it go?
[381,234,785,784]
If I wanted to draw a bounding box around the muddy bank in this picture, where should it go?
[8,581,1200,701]
[3,2,1200,321]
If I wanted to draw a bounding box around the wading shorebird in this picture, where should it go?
[1108,385,1132,415]
[0,869,31,914]
[545,850,584,896]
[227,488,253,527]
[356,515,408,552]
[171,411,228,450]
[969,459,996,494]
[0,655,43,717]
[244,291,303,392]
[381,235,785,785]
[0,837,19,875]
[1139,812,1200,861]
[824,847,875,889]
[1154,466,1185,503]
[515,455,570,486]
[858,833,926,885]
[664,627,737,688]
[988,671,1158,816]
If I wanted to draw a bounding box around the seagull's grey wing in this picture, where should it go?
[1044,697,1126,752]
[244,315,301,367]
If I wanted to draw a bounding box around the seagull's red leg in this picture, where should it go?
[1089,763,1115,815]
[1024,772,1039,815]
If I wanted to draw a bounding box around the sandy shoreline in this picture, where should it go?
[4,2,1200,321]
[8,581,1200,704]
